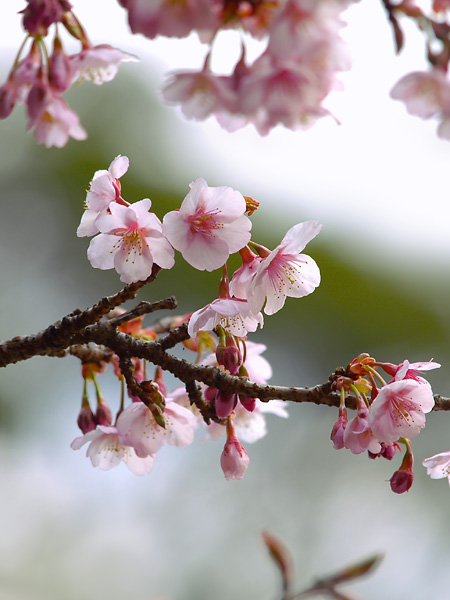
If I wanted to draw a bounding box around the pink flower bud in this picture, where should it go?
[390,448,414,494]
[49,36,73,92]
[26,72,52,126]
[331,408,347,450]
[95,392,113,427]
[221,436,249,481]
[0,80,17,119]
[239,395,256,412]
[215,390,238,419]
[216,332,242,375]
[77,404,96,434]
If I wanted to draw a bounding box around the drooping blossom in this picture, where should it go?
[247,220,322,315]
[87,198,175,283]
[188,297,263,338]
[77,155,129,237]
[368,379,435,445]
[162,177,252,271]
[343,405,381,455]
[71,45,139,85]
[162,68,236,121]
[32,94,87,148]
[71,425,155,475]
[423,451,450,484]
[116,399,197,458]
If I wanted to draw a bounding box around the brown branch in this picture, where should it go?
[1,283,449,413]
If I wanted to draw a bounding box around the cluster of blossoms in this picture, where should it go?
[330,353,440,493]
[0,0,136,147]
[74,154,318,479]
[388,0,450,140]
[154,0,358,135]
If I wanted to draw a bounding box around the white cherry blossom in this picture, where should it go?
[71,425,154,475]
[87,198,175,283]
[248,220,322,315]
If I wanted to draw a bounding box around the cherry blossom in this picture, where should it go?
[71,425,154,475]
[247,220,322,315]
[390,69,450,139]
[71,45,139,86]
[116,399,197,458]
[32,94,87,148]
[188,297,263,338]
[87,198,175,283]
[423,451,450,484]
[77,155,129,237]
[368,379,435,445]
[162,68,236,121]
[162,177,252,271]
[343,406,381,455]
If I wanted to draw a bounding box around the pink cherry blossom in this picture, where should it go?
[77,155,129,237]
[247,220,322,315]
[70,45,139,86]
[221,435,250,480]
[188,297,263,338]
[87,198,175,283]
[163,177,252,271]
[71,425,154,475]
[394,359,441,382]
[32,94,87,148]
[390,69,450,119]
[423,451,450,484]
[116,400,197,458]
[162,68,236,120]
[368,379,435,445]
[343,406,381,455]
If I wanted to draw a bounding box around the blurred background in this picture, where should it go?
[1,1,450,599]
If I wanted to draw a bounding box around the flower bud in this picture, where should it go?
[49,35,73,92]
[331,407,347,450]
[0,80,17,119]
[216,332,242,375]
[215,390,238,419]
[390,447,414,494]
[77,402,96,434]
[221,435,249,481]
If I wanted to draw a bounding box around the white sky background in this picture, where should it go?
[1,1,449,270]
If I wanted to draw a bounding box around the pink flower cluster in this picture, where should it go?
[78,156,174,284]
[119,0,357,135]
[0,0,137,147]
[72,393,197,476]
[75,156,321,479]
[331,354,440,493]
[72,307,286,480]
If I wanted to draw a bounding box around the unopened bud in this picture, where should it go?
[390,447,414,494]
[221,435,249,481]
[49,35,73,92]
